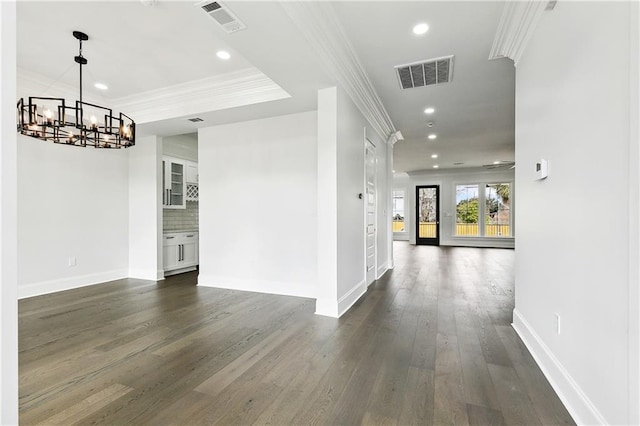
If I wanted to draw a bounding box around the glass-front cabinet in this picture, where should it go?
[162,156,186,209]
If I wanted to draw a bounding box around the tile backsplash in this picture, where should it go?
[163,201,198,231]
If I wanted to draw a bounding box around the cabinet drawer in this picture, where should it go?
[163,232,198,245]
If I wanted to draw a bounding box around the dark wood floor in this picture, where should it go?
[19,242,574,425]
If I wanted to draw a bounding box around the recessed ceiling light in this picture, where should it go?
[424,107,435,114]
[413,23,429,35]
[433,165,439,169]
[428,134,437,140]
[94,82,108,90]
[392,169,396,173]
[216,50,231,60]
[431,154,438,159]
[493,160,501,164]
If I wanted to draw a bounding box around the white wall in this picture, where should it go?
[129,135,162,280]
[17,135,130,298]
[336,88,387,298]
[316,86,389,317]
[1,1,19,422]
[394,168,515,248]
[162,133,197,161]
[316,88,339,314]
[197,111,318,298]
[514,2,636,424]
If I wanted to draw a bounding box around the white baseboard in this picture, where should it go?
[316,279,367,318]
[18,269,129,299]
[443,237,515,249]
[128,268,164,281]
[338,279,366,317]
[376,263,388,280]
[512,309,606,425]
[315,297,339,318]
[197,274,315,299]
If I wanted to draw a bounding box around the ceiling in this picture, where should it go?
[16,1,515,173]
[332,1,515,172]
[17,1,253,99]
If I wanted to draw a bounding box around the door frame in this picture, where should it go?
[415,185,440,246]
[364,137,377,286]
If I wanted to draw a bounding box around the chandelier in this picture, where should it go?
[16,31,135,149]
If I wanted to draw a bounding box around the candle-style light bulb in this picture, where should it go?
[44,109,53,126]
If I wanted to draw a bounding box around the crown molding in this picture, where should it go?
[388,130,404,145]
[112,68,290,123]
[489,1,549,66]
[280,2,396,142]
[17,67,290,124]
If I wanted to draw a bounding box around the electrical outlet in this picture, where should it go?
[68,257,77,267]
[555,313,561,334]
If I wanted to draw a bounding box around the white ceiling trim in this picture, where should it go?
[17,67,290,125]
[280,2,396,142]
[388,131,404,146]
[488,1,548,66]
[112,68,291,124]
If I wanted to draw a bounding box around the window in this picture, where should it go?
[393,190,405,232]
[485,183,511,237]
[455,182,512,237]
[456,184,479,236]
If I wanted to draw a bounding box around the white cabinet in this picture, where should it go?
[162,156,186,209]
[163,232,199,276]
[186,161,198,184]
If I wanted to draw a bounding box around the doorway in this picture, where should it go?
[416,185,440,245]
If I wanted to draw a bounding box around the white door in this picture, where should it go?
[365,139,376,286]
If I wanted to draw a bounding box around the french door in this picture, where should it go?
[416,185,440,246]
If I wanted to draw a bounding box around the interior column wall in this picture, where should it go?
[128,135,162,280]
[0,1,18,422]
[317,86,389,317]
[316,87,339,316]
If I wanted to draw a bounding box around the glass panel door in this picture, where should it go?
[416,185,439,245]
[170,162,184,207]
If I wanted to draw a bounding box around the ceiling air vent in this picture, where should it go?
[395,55,455,90]
[196,0,246,33]
[187,117,204,123]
